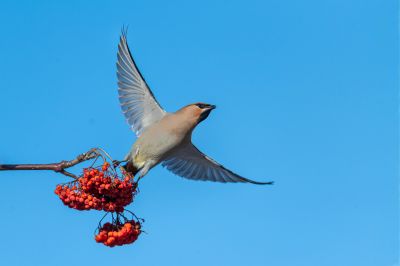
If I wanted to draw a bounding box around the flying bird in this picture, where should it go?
[117,32,273,185]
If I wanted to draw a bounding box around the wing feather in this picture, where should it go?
[162,143,273,185]
[117,30,166,136]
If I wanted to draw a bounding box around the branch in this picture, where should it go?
[0,148,99,178]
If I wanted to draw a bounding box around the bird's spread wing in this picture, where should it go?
[162,143,273,185]
[117,31,166,136]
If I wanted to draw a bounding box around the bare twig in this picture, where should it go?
[0,148,99,178]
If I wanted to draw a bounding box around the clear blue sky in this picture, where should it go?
[0,0,397,265]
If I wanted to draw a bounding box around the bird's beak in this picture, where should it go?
[207,105,216,110]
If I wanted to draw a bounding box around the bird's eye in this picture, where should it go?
[196,103,206,109]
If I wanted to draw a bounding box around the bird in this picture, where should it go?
[116,31,273,185]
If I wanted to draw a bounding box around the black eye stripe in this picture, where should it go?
[196,103,207,109]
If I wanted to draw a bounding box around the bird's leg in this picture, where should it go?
[121,161,140,177]
[112,159,128,168]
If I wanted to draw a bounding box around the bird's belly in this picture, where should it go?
[133,131,181,165]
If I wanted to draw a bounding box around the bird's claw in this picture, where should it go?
[112,160,121,168]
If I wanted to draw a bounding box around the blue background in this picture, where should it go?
[0,0,397,265]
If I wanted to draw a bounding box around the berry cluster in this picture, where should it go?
[55,184,102,211]
[79,166,134,212]
[53,155,143,247]
[55,162,136,212]
[95,220,141,247]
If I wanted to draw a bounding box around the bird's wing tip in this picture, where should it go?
[261,181,274,185]
[245,179,274,185]
[121,25,129,39]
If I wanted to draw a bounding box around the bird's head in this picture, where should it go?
[180,103,216,125]
[195,103,216,123]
